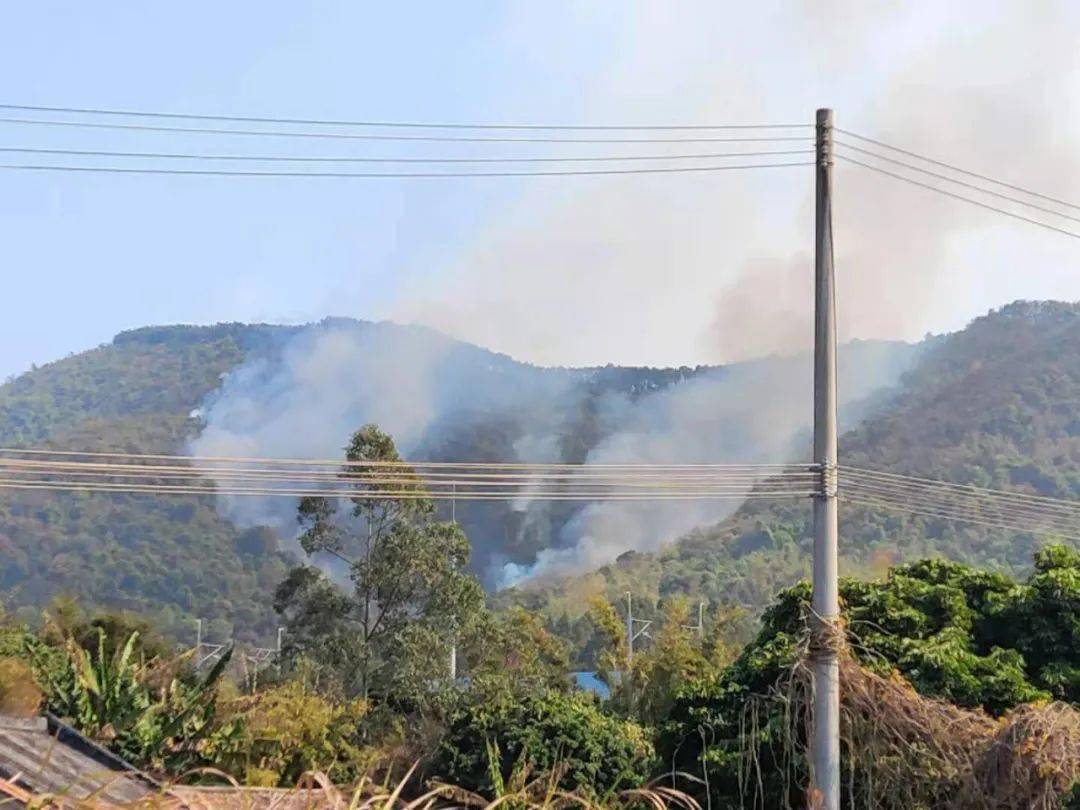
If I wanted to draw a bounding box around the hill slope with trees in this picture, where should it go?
[0,320,748,642]
[510,300,1080,644]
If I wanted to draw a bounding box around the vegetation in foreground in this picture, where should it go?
[2,424,1080,807]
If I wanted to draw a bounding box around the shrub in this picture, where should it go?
[434,689,655,797]
[28,628,227,771]
[0,657,42,715]
[206,677,371,786]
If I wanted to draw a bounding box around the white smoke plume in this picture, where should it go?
[191,321,486,531]
[189,319,917,587]
[498,341,920,586]
[391,1,1080,367]
[189,1,1080,586]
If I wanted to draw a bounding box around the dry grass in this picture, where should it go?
[732,623,1080,810]
[835,655,1080,809]
[0,764,702,810]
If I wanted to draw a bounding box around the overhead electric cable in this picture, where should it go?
[0,478,816,502]
[0,103,811,131]
[0,447,815,470]
[0,145,814,164]
[0,449,819,501]
[841,479,1080,530]
[834,141,1080,225]
[842,493,1080,540]
[0,465,818,488]
[0,467,816,491]
[841,467,1080,514]
[836,127,1080,212]
[0,161,814,179]
[837,155,1080,240]
[839,471,1080,535]
[842,494,1080,540]
[0,116,813,144]
[0,465,819,481]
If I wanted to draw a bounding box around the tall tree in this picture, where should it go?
[275,424,483,701]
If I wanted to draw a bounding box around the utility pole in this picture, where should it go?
[276,626,284,676]
[680,602,705,638]
[625,592,652,662]
[811,107,841,810]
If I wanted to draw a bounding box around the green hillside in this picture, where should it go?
[0,324,296,643]
[0,320,729,643]
[4,302,1067,650]
[510,301,1080,640]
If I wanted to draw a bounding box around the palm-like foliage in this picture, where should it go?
[28,627,230,770]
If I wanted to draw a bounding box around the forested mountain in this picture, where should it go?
[508,301,1080,642]
[5,301,1071,650]
[0,319,755,643]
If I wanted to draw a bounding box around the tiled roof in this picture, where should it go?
[0,714,155,805]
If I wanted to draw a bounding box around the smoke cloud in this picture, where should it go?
[498,340,921,585]
[192,1,1080,587]
[190,320,918,588]
[390,1,1080,367]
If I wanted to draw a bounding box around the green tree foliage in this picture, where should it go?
[659,546,1080,807]
[26,624,229,771]
[205,676,371,787]
[277,425,484,702]
[520,302,1080,642]
[434,689,655,798]
[585,595,747,725]
[457,606,572,698]
[0,324,293,642]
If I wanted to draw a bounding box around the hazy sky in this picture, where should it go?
[2,1,1079,379]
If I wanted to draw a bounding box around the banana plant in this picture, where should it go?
[27,627,231,769]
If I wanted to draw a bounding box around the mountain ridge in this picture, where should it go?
[506,300,1080,640]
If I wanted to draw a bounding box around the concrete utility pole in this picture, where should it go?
[811,108,841,810]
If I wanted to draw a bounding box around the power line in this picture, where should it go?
[0,450,821,501]
[0,447,814,470]
[0,478,817,501]
[837,155,1080,241]
[841,494,1080,540]
[0,460,819,486]
[842,469,1080,515]
[0,116,814,145]
[833,141,1080,225]
[842,479,1080,531]
[836,127,1080,212]
[842,494,1080,541]
[0,145,814,164]
[842,467,1080,514]
[840,470,1080,537]
[0,468,818,491]
[0,160,814,179]
[0,102,812,131]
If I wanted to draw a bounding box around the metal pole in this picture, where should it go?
[276,627,284,675]
[449,643,457,680]
[811,107,841,810]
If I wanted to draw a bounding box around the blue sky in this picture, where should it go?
[2,2,1080,379]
